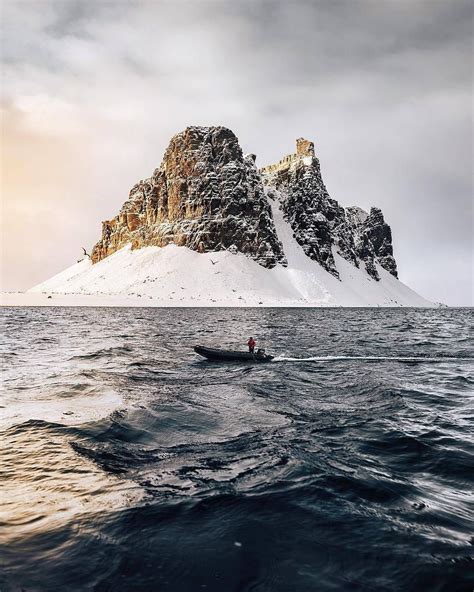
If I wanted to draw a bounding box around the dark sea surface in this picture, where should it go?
[1,307,473,592]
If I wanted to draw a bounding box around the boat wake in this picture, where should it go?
[272,355,473,363]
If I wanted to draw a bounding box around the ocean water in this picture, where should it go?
[1,307,473,592]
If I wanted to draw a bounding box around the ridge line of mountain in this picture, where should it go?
[90,125,398,282]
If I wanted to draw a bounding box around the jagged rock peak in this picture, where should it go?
[349,206,398,279]
[90,127,398,283]
[259,137,316,176]
[91,126,287,268]
[261,138,398,281]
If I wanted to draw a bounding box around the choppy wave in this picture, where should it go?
[70,345,133,361]
[1,306,473,592]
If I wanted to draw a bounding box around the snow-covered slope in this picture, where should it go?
[27,210,434,307]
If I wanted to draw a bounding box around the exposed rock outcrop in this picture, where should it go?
[346,206,398,279]
[91,127,397,282]
[91,126,286,268]
[260,140,398,280]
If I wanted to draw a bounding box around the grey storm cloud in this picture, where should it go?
[1,0,472,304]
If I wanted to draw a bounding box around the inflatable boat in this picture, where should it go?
[194,345,274,362]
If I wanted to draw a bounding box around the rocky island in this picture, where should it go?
[91,126,397,282]
[28,126,433,307]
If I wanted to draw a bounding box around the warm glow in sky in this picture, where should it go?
[1,0,472,304]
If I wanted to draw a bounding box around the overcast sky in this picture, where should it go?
[1,0,472,305]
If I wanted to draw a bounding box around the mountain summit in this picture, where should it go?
[91,126,285,269]
[91,126,397,282]
[30,126,433,307]
[259,136,398,281]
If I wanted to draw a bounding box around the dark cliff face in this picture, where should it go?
[260,142,398,280]
[262,153,355,278]
[91,127,398,281]
[91,126,286,268]
[346,206,398,279]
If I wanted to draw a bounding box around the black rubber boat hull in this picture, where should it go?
[194,346,274,363]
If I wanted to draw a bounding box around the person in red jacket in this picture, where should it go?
[247,337,256,353]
